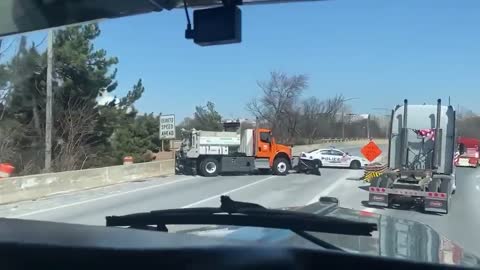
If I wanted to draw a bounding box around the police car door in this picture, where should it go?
[327,150,345,167]
[318,150,332,166]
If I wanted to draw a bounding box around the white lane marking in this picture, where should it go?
[307,170,364,206]
[182,176,277,208]
[11,176,197,218]
[307,177,348,205]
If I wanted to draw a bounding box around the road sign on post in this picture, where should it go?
[361,140,382,162]
[159,114,176,140]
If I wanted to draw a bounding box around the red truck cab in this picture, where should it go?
[455,137,480,168]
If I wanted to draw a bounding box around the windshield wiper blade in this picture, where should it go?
[106,196,377,251]
[106,196,377,236]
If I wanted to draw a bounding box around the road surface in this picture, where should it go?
[0,145,479,257]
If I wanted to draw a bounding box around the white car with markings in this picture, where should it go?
[300,148,369,169]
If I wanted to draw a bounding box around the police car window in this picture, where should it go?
[330,150,344,156]
[320,150,330,155]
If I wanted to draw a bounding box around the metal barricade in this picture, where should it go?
[363,163,387,183]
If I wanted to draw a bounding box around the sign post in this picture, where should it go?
[159,114,176,151]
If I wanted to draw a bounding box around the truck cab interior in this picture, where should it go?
[0,1,475,270]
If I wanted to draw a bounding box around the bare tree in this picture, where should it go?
[297,95,346,142]
[247,71,308,142]
[0,122,22,163]
[52,99,97,171]
[298,97,325,142]
[457,115,480,138]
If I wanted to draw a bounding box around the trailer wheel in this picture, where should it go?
[200,158,219,177]
[273,157,289,176]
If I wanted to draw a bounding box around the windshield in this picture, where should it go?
[0,0,479,267]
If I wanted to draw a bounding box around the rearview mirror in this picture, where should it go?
[187,6,242,46]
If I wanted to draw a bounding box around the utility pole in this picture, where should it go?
[45,29,54,171]
[366,114,370,139]
[372,108,391,140]
[340,97,359,139]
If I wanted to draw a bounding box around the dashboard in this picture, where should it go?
[0,218,467,270]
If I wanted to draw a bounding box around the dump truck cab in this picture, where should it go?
[255,128,292,168]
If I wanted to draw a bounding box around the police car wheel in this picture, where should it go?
[350,160,361,169]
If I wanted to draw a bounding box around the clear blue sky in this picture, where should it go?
[6,0,480,121]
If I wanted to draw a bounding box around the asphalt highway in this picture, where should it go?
[0,145,478,257]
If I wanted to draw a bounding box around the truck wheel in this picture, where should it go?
[350,160,361,169]
[273,157,289,176]
[200,158,219,177]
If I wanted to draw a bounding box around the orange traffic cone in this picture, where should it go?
[0,163,15,178]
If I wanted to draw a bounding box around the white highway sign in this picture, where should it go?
[159,114,175,139]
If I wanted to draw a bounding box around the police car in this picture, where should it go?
[300,147,369,169]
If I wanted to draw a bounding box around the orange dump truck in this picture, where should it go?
[176,122,292,177]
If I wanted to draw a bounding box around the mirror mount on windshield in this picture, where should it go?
[184,0,242,46]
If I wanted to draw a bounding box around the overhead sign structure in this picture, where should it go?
[361,141,382,162]
[159,114,175,140]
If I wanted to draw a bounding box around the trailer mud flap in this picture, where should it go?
[424,197,448,214]
[368,193,388,207]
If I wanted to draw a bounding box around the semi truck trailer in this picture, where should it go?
[175,122,293,177]
[368,99,456,214]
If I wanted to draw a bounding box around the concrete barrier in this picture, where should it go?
[0,159,174,205]
[0,139,383,205]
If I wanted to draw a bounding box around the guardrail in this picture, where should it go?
[0,159,174,205]
[294,137,367,146]
[311,137,368,143]
[292,138,387,156]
